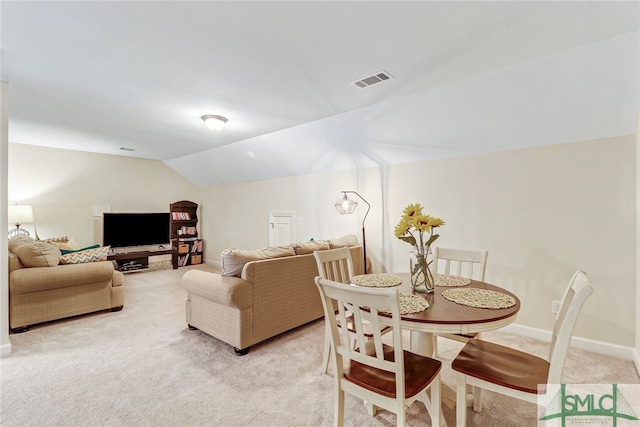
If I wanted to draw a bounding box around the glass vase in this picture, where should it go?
[410,248,435,293]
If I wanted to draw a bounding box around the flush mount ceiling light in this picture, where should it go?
[201,114,228,131]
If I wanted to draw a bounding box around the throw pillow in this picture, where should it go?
[45,236,69,243]
[13,240,61,267]
[8,235,35,253]
[328,234,360,248]
[221,245,296,277]
[291,239,330,255]
[48,238,82,252]
[59,246,110,265]
[59,244,101,255]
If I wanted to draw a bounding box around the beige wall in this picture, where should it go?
[6,135,636,350]
[199,135,636,348]
[8,143,199,246]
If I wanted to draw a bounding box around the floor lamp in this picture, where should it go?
[334,191,370,273]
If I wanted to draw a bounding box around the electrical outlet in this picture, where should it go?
[552,300,561,315]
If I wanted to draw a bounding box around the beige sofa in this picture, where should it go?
[182,235,363,355]
[8,236,124,332]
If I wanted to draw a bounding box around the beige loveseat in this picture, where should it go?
[8,236,124,332]
[182,235,363,355]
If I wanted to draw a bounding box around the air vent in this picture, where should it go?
[351,70,394,89]
[119,147,136,152]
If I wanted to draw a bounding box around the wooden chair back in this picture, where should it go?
[313,247,355,284]
[433,247,488,281]
[547,270,594,384]
[316,277,402,378]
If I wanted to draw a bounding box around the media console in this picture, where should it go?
[107,246,178,273]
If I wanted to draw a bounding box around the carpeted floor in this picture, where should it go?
[1,265,638,426]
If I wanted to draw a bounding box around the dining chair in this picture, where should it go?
[432,247,488,355]
[313,247,391,374]
[315,276,442,427]
[451,270,594,425]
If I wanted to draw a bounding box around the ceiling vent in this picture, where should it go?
[351,70,394,89]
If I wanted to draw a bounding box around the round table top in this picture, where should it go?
[387,273,521,327]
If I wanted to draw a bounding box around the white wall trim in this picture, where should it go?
[504,323,636,361]
[1,80,11,358]
[0,343,11,358]
[633,349,640,374]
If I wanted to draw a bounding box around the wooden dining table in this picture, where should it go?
[390,273,521,358]
[355,272,521,426]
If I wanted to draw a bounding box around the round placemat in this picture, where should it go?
[442,287,516,309]
[435,274,471,287]
[379,293,429,314]
[351,274,402,288]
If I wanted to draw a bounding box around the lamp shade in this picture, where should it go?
[334,194,358,214]
[8,205,34,225]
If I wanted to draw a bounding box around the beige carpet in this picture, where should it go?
[1,265,638,427]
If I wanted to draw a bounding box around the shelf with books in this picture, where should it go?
[177,238,203,267]
[170,200,198,241]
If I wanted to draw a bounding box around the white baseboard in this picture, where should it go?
[0,342,12,358]
[503,323,637,361]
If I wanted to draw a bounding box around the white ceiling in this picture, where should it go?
[2,1,639,186]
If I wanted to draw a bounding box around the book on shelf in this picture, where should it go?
[172,211,192,221]
[190,240,203,252]
[178,253,190,267]
[177,226,197,236]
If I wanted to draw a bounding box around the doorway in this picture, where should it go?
[269,211,295,246]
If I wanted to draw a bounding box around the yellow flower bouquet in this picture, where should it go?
[394,203,445,292]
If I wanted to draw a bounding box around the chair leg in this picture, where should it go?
[456,373,467,427]
[322,335,332,374]
[431,374,441,427]
[473,387,483,413]
[397,404,406,427]
[335,387,345,427]
[365,401,377,416]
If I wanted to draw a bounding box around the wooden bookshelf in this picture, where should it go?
[170,200,203,267]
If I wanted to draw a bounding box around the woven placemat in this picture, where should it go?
[435,274,471,287]
[351,274,402,288]
[379,293,429,315]
[442,287,516,309]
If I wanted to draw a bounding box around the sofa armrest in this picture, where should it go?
[8,253,24,273]
[10,261,115,295]
[182,270,253,309]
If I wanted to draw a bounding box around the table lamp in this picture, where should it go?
[8,204,34,238]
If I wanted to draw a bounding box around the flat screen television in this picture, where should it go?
[103,212,170,249]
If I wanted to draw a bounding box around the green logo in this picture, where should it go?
[540,384,639,426]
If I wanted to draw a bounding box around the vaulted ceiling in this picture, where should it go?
[2,1,639,186]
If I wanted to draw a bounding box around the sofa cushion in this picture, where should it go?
[12,240,61,267]
[48,238,83,252]
[221,245,296,277]
[59,244,101,255]
[8,235,35,253]
[59,246,110,265]
[328,234,360,248]
[45,235,69,243]
[291,240,330,255]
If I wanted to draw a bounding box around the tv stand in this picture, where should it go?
[107,246,178,273]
